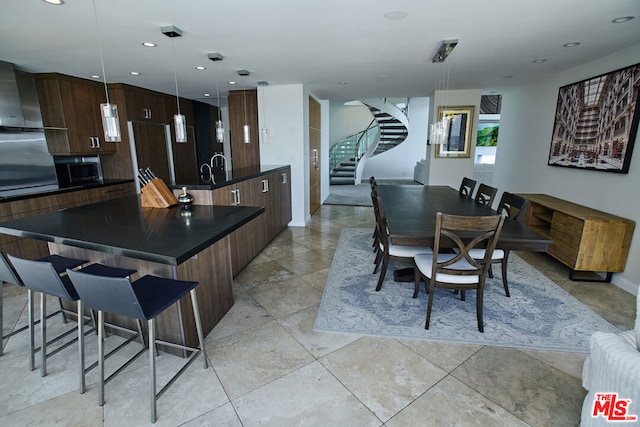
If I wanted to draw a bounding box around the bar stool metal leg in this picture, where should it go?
[149,318,156,424]
[78,299,85,393]
[28,289,35,371]
[98,310,105,407]
[40,292,47,377]
[190,289,208,369]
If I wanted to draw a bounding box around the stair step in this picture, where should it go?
[330,177,355,185]
[334,166,355,172]
[331,171,354,177]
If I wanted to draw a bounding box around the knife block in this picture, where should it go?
[140,178,179,208]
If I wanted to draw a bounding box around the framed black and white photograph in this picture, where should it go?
[435,105,475,158]
[547,63,640,173]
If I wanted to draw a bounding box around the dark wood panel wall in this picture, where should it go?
[228,89,259,171]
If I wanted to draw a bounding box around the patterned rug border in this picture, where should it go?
[314,228,619,353]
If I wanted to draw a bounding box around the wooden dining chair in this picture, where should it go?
[470,192,530,297]
[413,213,505,332]
[474,183,498,208]
[372,194,432,293]
[459,177,477,198]
[369,177,379,250]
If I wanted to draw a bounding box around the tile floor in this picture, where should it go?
[0,204,636,426]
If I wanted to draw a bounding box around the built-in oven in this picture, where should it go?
[55,162,101,187]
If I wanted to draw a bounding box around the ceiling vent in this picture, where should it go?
[236,69,250,76]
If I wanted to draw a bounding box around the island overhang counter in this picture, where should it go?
[0,195,264,351]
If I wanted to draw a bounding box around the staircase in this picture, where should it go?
[329,98,409,185]
[369,108,408,155]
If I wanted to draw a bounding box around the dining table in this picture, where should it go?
[376,185,552,280]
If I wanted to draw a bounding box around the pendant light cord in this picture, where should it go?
[215,63,222,121]
[243,89,247,124]
[172,38,181,115]
[92,0,110,105]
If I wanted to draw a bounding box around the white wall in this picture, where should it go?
[494,44,640,294]
[427,89,482,187]
[320,99,331,203]
[329,101,373,144]
[362,97,430,180]
[258,84,308,226]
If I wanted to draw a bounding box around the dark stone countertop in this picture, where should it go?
[0,179,135,203]
[0,195,264,265]
[172,164,289,190]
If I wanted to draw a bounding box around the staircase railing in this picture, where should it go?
[329,119,377,173]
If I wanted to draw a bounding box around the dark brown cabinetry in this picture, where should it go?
[35,73,116,155]
[123,85,169,123]
[228,89,259,170]
[180,166,291,276]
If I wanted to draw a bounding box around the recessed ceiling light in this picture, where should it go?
[130,71,141,76]
[204,93,211,97]
[229,81,236,85]
[43,0,64,5]
[612,16,634,23]
[91,75,101,79]
[338,81,348,85]
[532,59,547,63]
[385,10,408,20]
[195,66,206,70]
[563,42,581,48]
[503,75,513,79]
[142,42,156,48]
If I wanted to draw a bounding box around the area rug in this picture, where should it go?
[314,228,619,353]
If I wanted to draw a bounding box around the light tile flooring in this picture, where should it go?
[0,204,636,426]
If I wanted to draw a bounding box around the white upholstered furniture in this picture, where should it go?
[580,291,640,426]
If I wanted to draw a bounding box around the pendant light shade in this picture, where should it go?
[242,89,250,144]
[174,114,187,143]
[243,124,251,144]
[215,120,225,143]
[101,103,121,142]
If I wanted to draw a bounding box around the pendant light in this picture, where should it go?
[208,52,225,143]
[242,88,251,144]
[429,41,456,145]
[162,26,187,143]
[92,0,121,142]
[258,81,269,144]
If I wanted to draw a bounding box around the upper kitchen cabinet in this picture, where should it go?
[117,84,169,123]
[228,89,259,170]
[35,73,116,155]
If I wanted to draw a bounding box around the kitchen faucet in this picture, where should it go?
[200,153,229,184]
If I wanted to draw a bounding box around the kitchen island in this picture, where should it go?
[0,195,264,351]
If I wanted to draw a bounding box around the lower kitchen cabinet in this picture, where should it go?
[183,166,291,276]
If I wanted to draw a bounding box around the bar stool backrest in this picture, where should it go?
[7,255,78,301]
[66,269,146,320]
[0,253,23,287]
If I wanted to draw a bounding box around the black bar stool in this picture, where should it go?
[1,253,87,361]
[66,269,208,424]
[6,254,136,378]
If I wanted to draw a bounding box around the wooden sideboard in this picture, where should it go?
[519,194,635,282]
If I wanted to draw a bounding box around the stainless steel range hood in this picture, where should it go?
[0,60,43,128]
